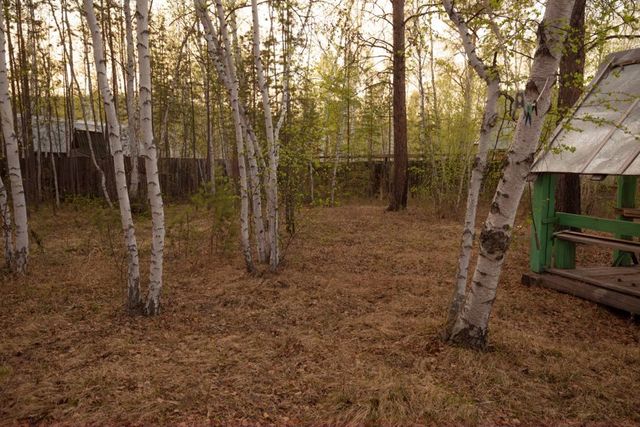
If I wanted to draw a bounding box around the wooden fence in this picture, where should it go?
[3,152,507,204]
[14,155,210,203]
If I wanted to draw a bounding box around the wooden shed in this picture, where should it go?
[522,48,640,314]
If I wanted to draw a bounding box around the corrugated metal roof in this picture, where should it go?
[531,48,640,176]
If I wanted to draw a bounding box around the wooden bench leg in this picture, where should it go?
[614,176,637,266]
[555,238,576,269]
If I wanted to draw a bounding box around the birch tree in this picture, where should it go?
[84,0,142,311]
[136,0,166,314]
[224,0,268,263]
[249,0,280,269]
[0,6,28,273]
[124,0,140,198]
[442,0,502,338]
[195,0,255,272]
[447,0,576,349]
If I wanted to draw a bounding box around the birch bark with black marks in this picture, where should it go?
[0,6,27,273]
[136,0,166,315]
[448,0,576,349]
[442,0,502,339]
[124,0,140,198]
[249,0,277,268]
[72,8,113,208]
[195,0,254,272]
[219,9,268,264]
[84,0,142,311]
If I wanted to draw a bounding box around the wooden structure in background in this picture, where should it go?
[11,156,211,202]
[523,48,640,314]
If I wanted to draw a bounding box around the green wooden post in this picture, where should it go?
[530,174,557,273]
[555,238,576,269]
[614,175,637,266]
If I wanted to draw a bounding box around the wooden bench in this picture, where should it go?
[550,213,640,268]
[554,230,640,254]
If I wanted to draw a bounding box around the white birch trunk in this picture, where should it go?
[136,0,166,314]
[250,0,280,270]
[124,0,139,198]
[195,0,254,272]
[0,9,27,273]
[448,0,576,348]
[219,0,267,264]
[84,0,142,311]
[442,0,502,337]
[76,14,113,209]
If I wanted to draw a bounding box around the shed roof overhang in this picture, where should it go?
[531,48,640,176]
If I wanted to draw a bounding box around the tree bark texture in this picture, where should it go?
[84,0,142,311]
[0,6,27,273]
[555,0,585,215]
[448,0,576,349]
[442,0,502,338]
[195,0,255,272]
[124,0,140,198]
[136,0,166,315]
[388,0,408,211]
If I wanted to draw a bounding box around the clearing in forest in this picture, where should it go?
[0,202,639,425]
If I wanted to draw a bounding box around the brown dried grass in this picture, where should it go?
[0,200,639,426]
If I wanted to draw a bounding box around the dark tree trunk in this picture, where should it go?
[555,0,585,215]
[388,0,408,211]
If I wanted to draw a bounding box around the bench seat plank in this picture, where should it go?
[554,230,640,253]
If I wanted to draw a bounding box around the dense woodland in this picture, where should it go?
[0,0,639,424]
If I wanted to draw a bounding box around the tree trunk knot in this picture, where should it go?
[480,227,510,255]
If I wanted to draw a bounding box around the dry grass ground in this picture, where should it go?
[0,200,639,426]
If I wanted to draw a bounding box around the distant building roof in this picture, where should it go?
[531,48,640,176]
[13,115,132,156]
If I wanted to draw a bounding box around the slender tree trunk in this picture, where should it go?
[40,46,60,208]
[442,0,502,337]
[84,0,142,312]
[330,111,346,207]
[27,0,41,207]
[0,6,27,273]
[136,0,166,315]
[249,0,278,268]
[309,161,314,204]
[124,0,140,198]
[388,0,408,211]
[428,15,439,139]
[212,0,267,265]
[75,21,113,208]
[448,0,576,349]
[204,58,215,192]
[45,93,60,208]
[0,174,13,267]
[195,0,255,272]
[555,0,585,215]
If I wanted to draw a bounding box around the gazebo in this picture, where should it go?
[523,48,640,314]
